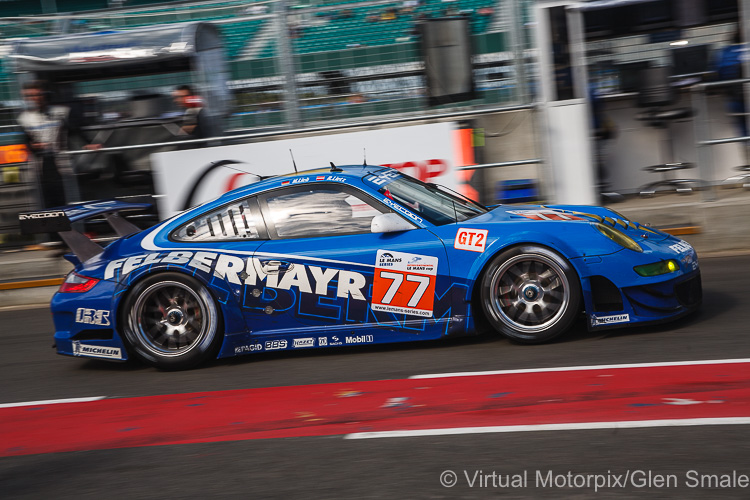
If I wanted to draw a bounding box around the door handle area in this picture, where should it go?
[262,260,293,274]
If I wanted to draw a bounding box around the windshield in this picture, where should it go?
[363,170,488,225]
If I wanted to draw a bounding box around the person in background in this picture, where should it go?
[17,80,99,211]
[172,84,206,141]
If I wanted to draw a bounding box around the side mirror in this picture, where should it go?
[371,213,415,233]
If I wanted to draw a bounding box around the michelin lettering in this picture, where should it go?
[72,341,122,359]
[591,314,630,326]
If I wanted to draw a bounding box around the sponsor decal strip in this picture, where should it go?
[3,360,750,456]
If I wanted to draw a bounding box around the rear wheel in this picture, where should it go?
[480,245,581,344]
[121,272,222,370]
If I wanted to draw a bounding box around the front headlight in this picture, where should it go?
[595,223,643,252]
[634,259,679,277]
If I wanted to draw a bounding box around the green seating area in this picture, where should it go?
[0,0,499,63]
[277,0,497,57]
[219,19,267,59]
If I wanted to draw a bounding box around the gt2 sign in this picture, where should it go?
[454,228,488,253]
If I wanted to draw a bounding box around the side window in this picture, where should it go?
[264,187,385,239]
[173,198,261,241]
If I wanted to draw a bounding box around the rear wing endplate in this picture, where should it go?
[19,200,151,263]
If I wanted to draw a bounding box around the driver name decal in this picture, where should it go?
[372,250,437,317]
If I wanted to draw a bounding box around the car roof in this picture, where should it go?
[219,164,388,200]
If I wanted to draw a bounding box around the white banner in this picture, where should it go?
[151,122,459,219]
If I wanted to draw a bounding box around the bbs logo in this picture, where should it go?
[265,339,288,350]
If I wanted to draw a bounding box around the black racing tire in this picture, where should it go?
[120,272,223,370]
[479,245,581,344]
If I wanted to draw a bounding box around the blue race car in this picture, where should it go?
[20,165,702,370]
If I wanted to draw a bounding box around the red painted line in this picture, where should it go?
[3,361,750,457]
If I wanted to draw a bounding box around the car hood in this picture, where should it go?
[471,204,670,242]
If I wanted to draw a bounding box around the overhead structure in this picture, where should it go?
[9,22,230,137]
[535,1,597,205]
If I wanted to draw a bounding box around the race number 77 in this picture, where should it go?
[378,271,431,307]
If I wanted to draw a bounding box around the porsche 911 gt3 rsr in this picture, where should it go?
[20,165,702,369]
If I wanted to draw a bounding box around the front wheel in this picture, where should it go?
[480,245,581,344]
[121,272,223,370]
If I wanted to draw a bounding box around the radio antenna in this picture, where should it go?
[289,149,298,173]
[363,148,367,166]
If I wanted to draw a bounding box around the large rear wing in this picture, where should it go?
[19,200,151,263]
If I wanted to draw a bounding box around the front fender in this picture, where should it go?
[432,222,623,303]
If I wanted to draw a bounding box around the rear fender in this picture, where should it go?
[114,264,248,341]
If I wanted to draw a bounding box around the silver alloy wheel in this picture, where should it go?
[131,280,209,357]
[487,253,571,334]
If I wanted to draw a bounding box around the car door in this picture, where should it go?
[242,182,454,346]
[167,194,268,310]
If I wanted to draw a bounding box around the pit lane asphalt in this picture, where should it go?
[2,255,750,499]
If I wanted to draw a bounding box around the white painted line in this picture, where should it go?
[344,417,750,440]
[0,304,51,312]
[410,358,750,380]
[0,396,106,409]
